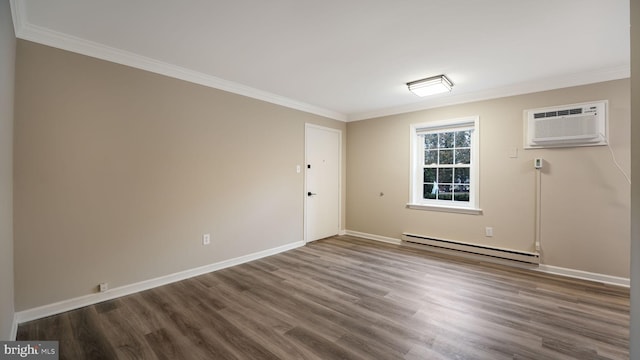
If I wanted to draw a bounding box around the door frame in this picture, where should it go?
[304,123,343,243]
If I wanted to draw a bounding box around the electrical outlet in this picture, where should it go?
[485,227,494,237]
[203,233,211,245]
[99,282,109,292]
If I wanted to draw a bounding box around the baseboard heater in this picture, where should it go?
[401,233,540,264]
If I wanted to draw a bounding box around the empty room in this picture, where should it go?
[1,0,639,359]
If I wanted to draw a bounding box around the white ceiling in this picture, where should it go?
[10,0,630,121]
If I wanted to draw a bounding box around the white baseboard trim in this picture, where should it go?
[344,230,402,245]
[536,264,630,287]
[15,240,305,324]
[345,230,630,288]
[10,314,18,340]
[14,233,630,326]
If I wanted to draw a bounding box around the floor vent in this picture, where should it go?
[401,233,540,264]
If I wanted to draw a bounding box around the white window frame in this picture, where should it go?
[408,116,482,215]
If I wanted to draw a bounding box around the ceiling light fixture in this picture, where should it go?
[407,75,453,97]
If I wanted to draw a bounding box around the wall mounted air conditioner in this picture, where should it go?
[524,100,607,149]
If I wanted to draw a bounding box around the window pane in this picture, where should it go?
[413,117,477,208]
[454,168,470,184]
[424,134,438,149]
[439,168,453,183]
[455,130,471,148]
[423,168,436,183]
[425,150,438,165]
[454,185,470,202]
[423,184,437,199]
[438,184,452,200]
[439,149,453,164]
[439,132,454,148]
[455,149,471,164]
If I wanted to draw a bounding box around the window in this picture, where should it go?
[408,117,481,214]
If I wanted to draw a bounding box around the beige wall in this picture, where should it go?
[13,40,346,311]
[348,80,630,278]
[0,0,16,340]
[630,0,639,356]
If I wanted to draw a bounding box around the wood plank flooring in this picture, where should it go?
[17,235,630,359]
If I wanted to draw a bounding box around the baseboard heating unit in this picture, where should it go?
[401,233,540,264]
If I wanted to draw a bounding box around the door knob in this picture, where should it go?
[307,192,317,196]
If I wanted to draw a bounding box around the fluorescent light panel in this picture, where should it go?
[407,75,453,97]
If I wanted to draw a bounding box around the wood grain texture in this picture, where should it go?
[17,235,630,359]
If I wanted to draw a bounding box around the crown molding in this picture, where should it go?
[9,1,347,122]
[9,0,23,36]
[348,65,630,121]
[9,0,629,124]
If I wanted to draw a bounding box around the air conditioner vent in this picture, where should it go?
[524,101,607,149]
[534,108,583,118]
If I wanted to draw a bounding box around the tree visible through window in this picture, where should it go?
[409,117,480,213]
[422,130,471,202]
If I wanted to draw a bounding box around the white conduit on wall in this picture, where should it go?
[534,160,542,258]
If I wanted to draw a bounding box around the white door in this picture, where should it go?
[305,124,341,242]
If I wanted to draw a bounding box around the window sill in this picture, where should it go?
[406,203,483,215]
